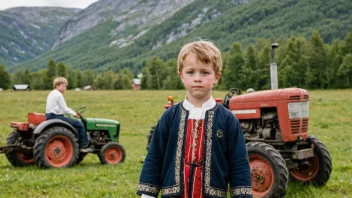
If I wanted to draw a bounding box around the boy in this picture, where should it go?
[46,77,90,152]
[137,41,252,198]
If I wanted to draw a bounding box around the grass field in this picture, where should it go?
[0,89,351,198]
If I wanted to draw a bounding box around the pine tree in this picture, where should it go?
[306,31,328,88]
[0,65,11,89]
[221,42,245,90]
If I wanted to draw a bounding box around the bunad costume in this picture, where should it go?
[138,97,252,198]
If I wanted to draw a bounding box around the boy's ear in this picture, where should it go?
[178,72,184,82]
[214,72,221,84]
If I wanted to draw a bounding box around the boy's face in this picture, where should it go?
[56,83,67,94]
[179,53,221,103]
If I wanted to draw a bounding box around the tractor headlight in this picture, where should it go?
[288,102,309,119]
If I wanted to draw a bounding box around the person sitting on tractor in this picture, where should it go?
[45,77,91,152]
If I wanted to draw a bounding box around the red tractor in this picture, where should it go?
[147,87,332,198]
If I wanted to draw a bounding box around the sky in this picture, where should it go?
[0,0,99,10]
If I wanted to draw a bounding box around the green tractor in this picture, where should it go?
[0,107,125,168]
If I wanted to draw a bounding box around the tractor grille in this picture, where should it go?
[289,95,300,100]
[290,118,309,134]
[303,95,309,99]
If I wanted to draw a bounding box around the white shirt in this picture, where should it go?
[46,89,76,116]
[183,96,216,120]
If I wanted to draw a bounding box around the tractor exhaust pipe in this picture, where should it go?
[270,43,279,90]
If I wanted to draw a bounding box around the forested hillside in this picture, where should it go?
[0,7,80,66]
[11,0,352,73]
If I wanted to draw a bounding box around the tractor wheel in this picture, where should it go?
[247,142,289,198]
[5,130,35,167]
[33,127,79,168]
[290,136,332,185]
[76,153,88,164]
[98,142,125,165]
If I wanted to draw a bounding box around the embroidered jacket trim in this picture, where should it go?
[230,186,252,196]
[161,109,186,195]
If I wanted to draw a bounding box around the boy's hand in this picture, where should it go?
[74,112,80,118]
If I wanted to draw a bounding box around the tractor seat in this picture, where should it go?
[28,112,46,125]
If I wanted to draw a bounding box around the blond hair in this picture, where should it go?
[53,77,68,89]
[177,40,222,74]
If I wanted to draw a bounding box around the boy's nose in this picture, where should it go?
[193,73,202,81]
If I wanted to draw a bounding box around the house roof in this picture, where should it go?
[13,84,29,90]
[132,78,141,85]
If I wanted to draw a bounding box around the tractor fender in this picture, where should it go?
[33,119,78,137]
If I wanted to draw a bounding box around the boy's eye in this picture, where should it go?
[186,71,194,74]
[202,71,210,75]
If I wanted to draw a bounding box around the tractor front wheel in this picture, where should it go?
[98,142,125,165]
[5,130,35,167]
[247,142,289,198]
[34,127,79,168]
[290,136,332,185]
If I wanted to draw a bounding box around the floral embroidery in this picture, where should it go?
[162,109,186,195]
[230,187,252,196]
[138,184,160,195]
[204,111,227,198]
[162,186,179,195]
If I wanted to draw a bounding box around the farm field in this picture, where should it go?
[0,89,351,198]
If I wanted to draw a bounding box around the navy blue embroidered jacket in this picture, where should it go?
[137,102,252,198]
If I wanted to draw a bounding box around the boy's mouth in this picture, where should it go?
[192,86,203,89]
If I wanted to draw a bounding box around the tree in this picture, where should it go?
[30,69,48,90]
[82,69,94,86]
[163,59,183,90]
[306,31,328,88]
[113,74,131,90]
[145,57,167,89]
[68,70,78,89]
[278,36,308,88]
[57,62,68,79]
[47,59,57,77]
[221,42,245,90]
[256,42,271,90]
[337,54,352,88]
[0,65,11,89]
[240,44,257,90]
[326,39,344,88]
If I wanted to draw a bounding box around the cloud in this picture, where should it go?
[0,0,99,10]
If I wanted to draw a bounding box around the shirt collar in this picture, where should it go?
[183,96,216,111]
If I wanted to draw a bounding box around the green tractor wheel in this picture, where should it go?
[98,142,126,165]
[5,130,35,167]
[34,127,79,168]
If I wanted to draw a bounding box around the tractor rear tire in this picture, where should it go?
[34,127,79,168]
[99,142,125,165]
[5,130,35,167]
[247,142,289,198]
[290,136,332,185]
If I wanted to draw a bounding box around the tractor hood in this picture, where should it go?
[231,88,309,103]
[85,118,119,128]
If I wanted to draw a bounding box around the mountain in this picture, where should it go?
[0,7,80,66]
[51,0,195,49]
[9,0,352,73]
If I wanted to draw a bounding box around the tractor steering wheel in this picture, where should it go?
[223,88,242,109]
[76,107,86,121]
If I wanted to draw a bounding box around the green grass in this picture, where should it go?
[0,90,351,197]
